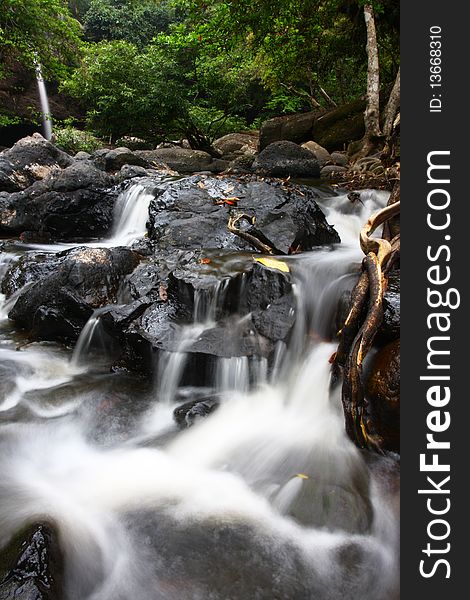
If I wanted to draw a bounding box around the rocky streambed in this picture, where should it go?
[0,134,400,600]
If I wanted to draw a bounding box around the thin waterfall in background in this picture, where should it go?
[35,63,52,141]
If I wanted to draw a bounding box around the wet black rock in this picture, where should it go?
[100,252,296,375]
[0,163,117,240]
[6,246,141,341]
[0,523,64,600]
[148,175,339,254]
[380,270,400,342]
[335,270,400,344]
[173,397,220,428]
[0,157,28,193]
[252,141,321,178]
[251,292,295,341]
[366,339,400,453]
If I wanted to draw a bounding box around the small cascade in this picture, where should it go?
[155,324,207,407]
[216,356,250,394]
[35,63,52,140]
[106,183,156,246]
[71,309,108,368]
[193,280,227,324]
[155,280,229,408]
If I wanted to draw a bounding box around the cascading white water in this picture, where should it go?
[35,63,52,141]
[106,183,156,247]
[20,180,158,253]
[0,188,399,600]
[70,307,111,368]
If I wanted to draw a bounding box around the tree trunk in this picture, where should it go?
[364,4,381,141]
[383,67,400,138]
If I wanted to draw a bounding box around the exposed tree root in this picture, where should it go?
[335,195,400,450]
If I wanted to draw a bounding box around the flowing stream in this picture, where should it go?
[0,182,399,599]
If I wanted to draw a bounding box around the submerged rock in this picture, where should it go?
[173,397,220,428]
[0,523,64,600]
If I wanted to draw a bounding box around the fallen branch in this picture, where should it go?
[227,213,278,255]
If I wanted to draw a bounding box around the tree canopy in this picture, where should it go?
[0,0,400,150]
[0,0,82,79]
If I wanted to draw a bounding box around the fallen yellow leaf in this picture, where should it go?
[254,256,290,273]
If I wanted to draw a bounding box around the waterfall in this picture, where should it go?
[35,63,52,141]
[106,183,156,247]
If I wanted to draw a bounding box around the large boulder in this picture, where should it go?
[258,96,392,154]
[135,148,228,174]
[103,147,150,172]
[0,133,73,192]
[148,175,339,254]
[213,132,259,156]
[311,98,366,151]
[252,141,321,178]
[259,112,316,151]
[5,246,141,341]
[0,162,117,240]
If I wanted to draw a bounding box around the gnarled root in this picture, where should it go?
[335,197,400,450]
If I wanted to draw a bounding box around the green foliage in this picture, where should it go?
[0,113,22,128]
[0,0,82,79]
[62,28,258,145]
[82,0,176,47]
[61,40,187,140]
[179,0,399,109]
[54,124,103,154]
[58,0,399,148]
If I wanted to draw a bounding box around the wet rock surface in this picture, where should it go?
[380,270,400,342]
[5,247,141,341]
[0,134,73,191]
[0,165,117,240]
[148,175,339,254]
[173,397,220,429]
[0,136,341,376]
[100,252,295,374]
[0,523,64,600]
[366,339,400,453]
